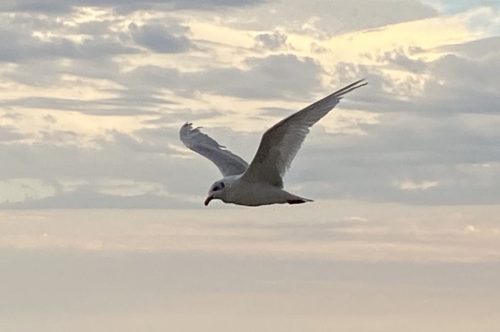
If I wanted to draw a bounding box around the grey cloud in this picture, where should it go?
[437,36,500,59]
[254,50,500,204]
[336,46,500,116]
[0,129,183,181]
[2,11,114,38]
[0,29,139,63]
[3,59,499,207]
[0,3,499,209]
[1,112,23,120]
[0,94,171,116]
[257,106,294,117]
[144,109,222,125]
[70,36,140,58]
[0,0,429,35]
[2,187,195,209]
[76,20,115,35]
[0,126,26,142]
[283,109,500,205]
[122,65,182,92]
[1,56,177,116]
[3,41,499,209]
[0,127,221,208]
[43,114,57,124]
[191,54,323,99]
[125,54,323,100]
[1,10,68,30]
[254,30,288,50]
[39,129,81,144]
[0,0,72,13]
[2,105,499,208]
[0,10,135,63]
[376,49,427,73]
[217,0,437,36]
[398,53,500,116]
[0,0,267,14]
[160,0,268,10]
[429,54,500,95]
[3,57,121,88]
[129,23,194,53]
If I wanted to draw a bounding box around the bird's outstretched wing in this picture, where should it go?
[179,122,249,177]
[241,79,367,187]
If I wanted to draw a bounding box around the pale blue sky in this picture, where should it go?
[425,0,499,13]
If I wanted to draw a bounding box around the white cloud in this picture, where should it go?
[395,179,439,191]
[0,178,56,203]
[465,224,478,233]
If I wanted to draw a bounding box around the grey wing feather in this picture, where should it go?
[179,122,249,177]
[241,79,367,187]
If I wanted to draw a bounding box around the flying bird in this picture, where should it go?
[180,79,367,207]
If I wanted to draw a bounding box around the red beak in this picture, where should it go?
[204,195,214,206]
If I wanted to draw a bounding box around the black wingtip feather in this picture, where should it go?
[332,79,367,98]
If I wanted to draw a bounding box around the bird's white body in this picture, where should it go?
[215,175,311,206]
[180,79,367,207]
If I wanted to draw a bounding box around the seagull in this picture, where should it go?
[180,79,367,207]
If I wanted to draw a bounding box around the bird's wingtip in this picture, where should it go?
[332,78,368,98]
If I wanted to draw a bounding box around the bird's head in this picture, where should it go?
[204,180,226,206]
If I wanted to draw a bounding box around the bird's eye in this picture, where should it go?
[212,182,225,192]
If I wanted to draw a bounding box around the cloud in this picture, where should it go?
[216,0,437,35]
[0,126,26,142]
[0,95,169,116]
[2,186,195,209]
[335,40,500,116]
[0,2,499,208]
[1,51,322,118]
[437,36,500,58]
[0,0,268,13]
[376,48,428,73]
[123,53,323,99]
[188,54,323,99]
[129,23,194,53]
[0,29,139,63]
[254,30,288,50]
[2,104,500,208]
[2,42,500,208]
[423,0,500,14]
[395,179,439,191]
[407,53,500,115]
[0,127,223,208]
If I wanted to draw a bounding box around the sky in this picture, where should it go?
[0,1,500,331]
